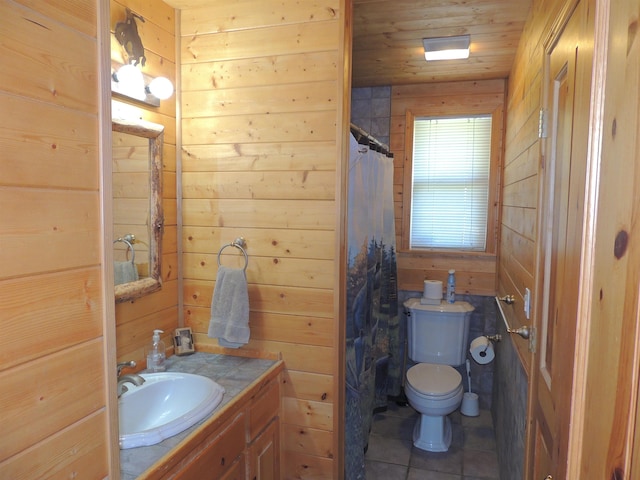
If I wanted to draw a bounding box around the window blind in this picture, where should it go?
[410,115,492,250]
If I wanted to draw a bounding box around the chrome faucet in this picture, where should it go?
[117,360,145,397]
[117,360,136,376]
[117,374,145,397]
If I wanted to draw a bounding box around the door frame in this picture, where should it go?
[565,0,608,476]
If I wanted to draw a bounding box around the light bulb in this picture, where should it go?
[116,64,145,101]
[148,77,174,100]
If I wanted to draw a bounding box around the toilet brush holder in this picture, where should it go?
[461,392,479,417]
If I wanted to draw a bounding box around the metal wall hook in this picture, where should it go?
[498,294,515,305]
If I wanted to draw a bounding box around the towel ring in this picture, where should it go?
[114,234,136,264]
[217,237,248,272]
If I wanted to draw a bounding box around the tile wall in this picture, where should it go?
[491,305,528,480]
[350,86,392,146]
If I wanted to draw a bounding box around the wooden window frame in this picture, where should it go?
[401,108,502,255]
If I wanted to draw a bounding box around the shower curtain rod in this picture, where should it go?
[350,123,393,157]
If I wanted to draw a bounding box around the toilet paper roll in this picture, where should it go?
[470,336,495,364]
[423,280,443,300]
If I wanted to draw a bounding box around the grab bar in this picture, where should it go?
[495,295,533,341]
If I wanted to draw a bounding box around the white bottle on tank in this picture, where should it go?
[446,269,456,304]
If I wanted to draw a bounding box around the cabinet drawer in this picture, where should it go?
[174,413,245,480]
[248,381,280,440]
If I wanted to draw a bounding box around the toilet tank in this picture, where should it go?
[404,297,474,366]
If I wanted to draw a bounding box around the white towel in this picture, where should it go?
[208,265,250,348]
[114,261,138,286]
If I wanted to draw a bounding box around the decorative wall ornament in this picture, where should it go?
[114,8,146,67]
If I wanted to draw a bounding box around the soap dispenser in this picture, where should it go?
[146,329,166,372]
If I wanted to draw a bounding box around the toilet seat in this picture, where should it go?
[406,363,462,399]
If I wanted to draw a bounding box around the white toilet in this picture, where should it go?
[404,297,474,452]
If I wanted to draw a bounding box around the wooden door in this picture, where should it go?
[530,1,592,478]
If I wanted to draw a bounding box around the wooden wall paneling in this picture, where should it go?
[183,253,334,288]
[0,340,105,462]
[249,312,334,347]
[115,279,179,325]
[187,308,324,339]
[185,287,334,326]
[11,0,97,36]
[281,423,334,457]
[116,306,179,361]
[282,397,333,430]
[181,171,337,200]
[178,2,346,475]
[0,1,97,111]
[0,411,108,479]
[282,370,335,403]
[181,141,338,172]
[163,225,179,256]
[182,226,336,260]
[0,94,98,190]
[162,252,179,282]
[181,51,339,91]
[179,0,340,34]
[0,268,103,371]
[163,197,178,227]
[163,143,177,170]
[182,80,338,117]
[1,187,100,281]
[181,199,336,230]
[182,111,338,145]
[180,22,339,63]
[111,2,175,61]
[112,0,175,32]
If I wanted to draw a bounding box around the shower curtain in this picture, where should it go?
[345,133,401,479]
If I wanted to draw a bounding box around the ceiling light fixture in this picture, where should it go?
[423,35,471,61]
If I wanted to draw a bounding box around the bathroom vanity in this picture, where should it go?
[120,352,283,480]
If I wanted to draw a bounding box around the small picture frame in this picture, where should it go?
[174,327,195,356]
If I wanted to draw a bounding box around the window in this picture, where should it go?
[410,115,492,251]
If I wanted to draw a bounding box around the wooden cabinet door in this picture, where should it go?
[174,415,245,480]
[248,418,280,480]
[220,455,246,480]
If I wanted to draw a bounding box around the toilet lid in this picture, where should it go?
[406,364,462,396]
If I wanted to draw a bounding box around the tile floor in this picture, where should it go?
[364,402,500,479]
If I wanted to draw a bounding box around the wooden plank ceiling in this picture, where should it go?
[352,0,532,87]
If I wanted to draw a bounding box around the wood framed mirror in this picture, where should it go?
[112,117,164,303]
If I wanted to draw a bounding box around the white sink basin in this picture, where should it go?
[119,372,225,449]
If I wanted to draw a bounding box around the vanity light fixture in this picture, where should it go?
[111,9,174,107]
[422,35,471,61]
[111,62,174,107]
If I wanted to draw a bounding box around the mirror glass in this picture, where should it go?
[112,117,164,303]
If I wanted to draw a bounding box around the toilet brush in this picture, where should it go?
[461,359,480,416]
